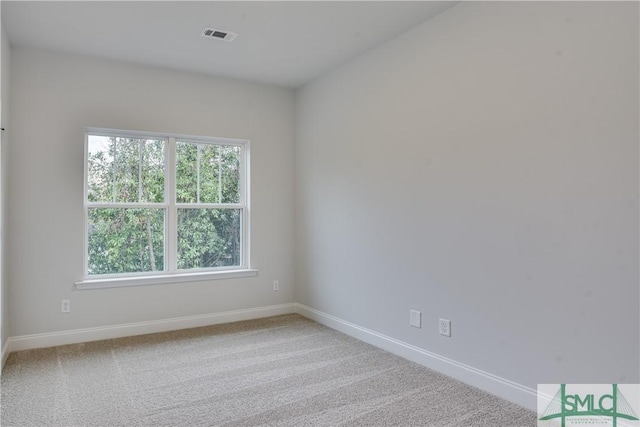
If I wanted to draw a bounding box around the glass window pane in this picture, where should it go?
[88,208,165,275]
[87,135,115,202]
[176,142,198,203]
[199,144,241,204]
[198,143,220,204]
[176,142,240,204]
[113,137,140,203]
[88,136,165,203]
[141,139,165,203]
[220,145,241,204]
[177,208,241,270]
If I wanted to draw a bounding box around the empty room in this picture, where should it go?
[0,1,638,426]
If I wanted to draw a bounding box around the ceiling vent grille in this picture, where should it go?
[201,27,238,42]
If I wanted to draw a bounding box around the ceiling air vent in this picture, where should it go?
[201,27,238,42]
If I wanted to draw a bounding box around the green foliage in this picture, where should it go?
[88,208,164,275]
[88,137,165,203]
[87,135,241,275]
[177,208,241,269]
[175,142,240,204]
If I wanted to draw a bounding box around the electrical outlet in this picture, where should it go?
[439,318,451,337]
[409,310,421,328]
[61,299,71,313]
[273,280,279,291]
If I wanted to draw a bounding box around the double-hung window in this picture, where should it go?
[79,128,252,287]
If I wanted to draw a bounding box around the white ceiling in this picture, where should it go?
[1,1,457,88]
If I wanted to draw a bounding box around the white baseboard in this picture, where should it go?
[6,303,296,355]
[295,303,537,412]
[1,339,9,369]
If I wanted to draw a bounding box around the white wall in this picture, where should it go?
[8,47,295,337]
[1,19,11,361]
[296,0,639,402]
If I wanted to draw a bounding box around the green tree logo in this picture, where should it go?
[539,384,639,427]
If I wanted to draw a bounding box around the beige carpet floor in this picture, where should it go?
[1,314,536,426]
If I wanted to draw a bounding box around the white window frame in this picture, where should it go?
[76,127,256,290]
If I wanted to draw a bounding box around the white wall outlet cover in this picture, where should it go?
[439,318,451,337]
[410,310,421,328]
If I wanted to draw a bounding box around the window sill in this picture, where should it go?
[75,269,258,290]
